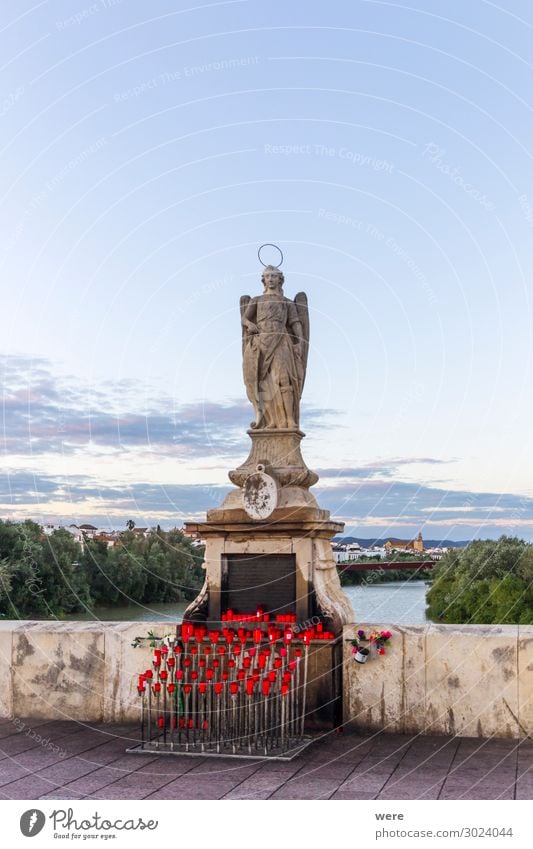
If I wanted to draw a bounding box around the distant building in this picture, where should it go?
[131,527,149,538]
[425,546,448,561]
[384,532,424,555]
[93,533,119,549]
[79,524,98,539]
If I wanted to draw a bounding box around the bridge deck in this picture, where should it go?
[0,719,528,800]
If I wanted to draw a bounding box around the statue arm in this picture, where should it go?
[287,300,305,347]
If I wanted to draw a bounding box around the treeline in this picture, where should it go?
[0,520,204,619]
[339,567,431,586]
[426,536,533,625]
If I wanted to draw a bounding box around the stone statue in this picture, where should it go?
[240,265,309,429]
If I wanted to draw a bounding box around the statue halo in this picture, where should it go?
[257,243,283,268]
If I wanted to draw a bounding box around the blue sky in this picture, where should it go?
[2,0,533,539]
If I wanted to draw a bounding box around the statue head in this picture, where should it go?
[261,265,284,293]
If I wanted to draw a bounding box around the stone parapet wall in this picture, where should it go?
[0,620,167,724]
[343,623,533,739]
[1,620,531,738]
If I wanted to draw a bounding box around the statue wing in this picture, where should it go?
[294,291,310,381]
[240,295,251,356]
[240,294,259,411]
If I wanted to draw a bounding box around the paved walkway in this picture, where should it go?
[0,719,530,800]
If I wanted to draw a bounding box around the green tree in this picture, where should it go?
[426,536,533,624]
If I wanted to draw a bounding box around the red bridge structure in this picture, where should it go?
[338,560,436,572]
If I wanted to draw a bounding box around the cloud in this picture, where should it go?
[2,355,532,540]
[1,354,333,459]
[314,478,533,538]
[2,467,533,540]
[316,457,450,480]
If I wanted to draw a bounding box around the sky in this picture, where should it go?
[2,0,533,540]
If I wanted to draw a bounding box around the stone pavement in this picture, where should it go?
[0,719,530,800]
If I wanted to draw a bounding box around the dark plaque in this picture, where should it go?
[221,553,297,617]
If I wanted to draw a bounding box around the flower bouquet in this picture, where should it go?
[351,628,392,662]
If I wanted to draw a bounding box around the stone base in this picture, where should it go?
[183,523,353,635]
[206,485,336,527]
[229,428,318,488]
[127,736,318,761]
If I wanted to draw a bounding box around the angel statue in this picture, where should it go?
[240,265,309,430]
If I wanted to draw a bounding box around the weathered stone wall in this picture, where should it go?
[344,624,533,739]
[1,620,531,738]
[0,620,164,724]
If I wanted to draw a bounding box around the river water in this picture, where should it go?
[66,581,430,624]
